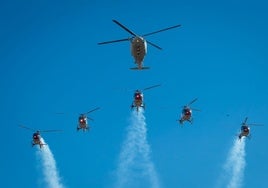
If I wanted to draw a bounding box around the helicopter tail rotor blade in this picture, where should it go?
[142,24,181,37]
[143,84,161,91]
[112,20,137,36]
[146,40,162,50]
[85,107,101,114]
[98,38,130,45]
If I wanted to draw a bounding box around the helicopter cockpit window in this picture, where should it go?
[183,109,191,115]
[135,93,141,99]
[33,133,38,139]
[241,126,247,131]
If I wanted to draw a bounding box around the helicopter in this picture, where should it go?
[19,125,62,148]
[238,117,263,140]
[131,84,161,111]
[177,98,200,125]
[77,107,100,131]
[98,20,181,70]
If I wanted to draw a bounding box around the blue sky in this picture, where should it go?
[1,0,268,187]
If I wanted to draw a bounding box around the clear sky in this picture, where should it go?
[1,0,268,187]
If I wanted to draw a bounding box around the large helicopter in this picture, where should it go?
[77,107,100,131]
[131,84,161,111]
[238,117,263,140]
[19,125,62,148]
[177,98,200,125]
[98,20,181,70]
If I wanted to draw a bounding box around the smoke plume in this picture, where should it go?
[225,137,246,188]
[216,137,246,188]
[36,138,64,188]
[115,109,160,188]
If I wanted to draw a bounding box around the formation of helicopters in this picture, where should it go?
[19,20,264,149]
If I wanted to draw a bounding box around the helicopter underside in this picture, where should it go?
[131,37,147,68]
[78,124,89,131]
[32,139,45,148]
[179,115,192,124]
[33,139,41,145]
[134,99,143,107]
[239,131,249,139]
[132,99,144,111]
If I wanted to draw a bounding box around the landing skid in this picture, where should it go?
[77,126,89,132]
[130,67,150,70]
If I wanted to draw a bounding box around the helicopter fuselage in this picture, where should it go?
[78,115,89,131]
[76,107,99,132]
[179,108,193,124]
[19,125,61,148]
[131,36,147,69]
[131,91,144,111]
[32,132,44,148]
[239,125,250,139]
[99,20,180,70]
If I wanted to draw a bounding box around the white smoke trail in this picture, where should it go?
[224,137,246,188]
[36,138,64,188]
[115,109,160,188]
[216,137,246,188]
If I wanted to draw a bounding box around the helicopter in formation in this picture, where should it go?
[77,107,100,131]
[238,117,263,140]
[177,98,200,125]
[131,84,160,111]
[98,20,181,70]
[19,125,62,148]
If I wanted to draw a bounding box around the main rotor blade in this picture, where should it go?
[242,117,248,125]
[248,123,264,126]
[112,20,137,36]
[19,125,62,133]
[98,38,130,45]
[188,98,198,106]
[192,108,201,112]
[142,24,181,37]
[40,130,63,133]
[147,40,162,50]
[19,125,35,131]
[55,112,65,115]
[143,84,161,91]
[85,107,100,114]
